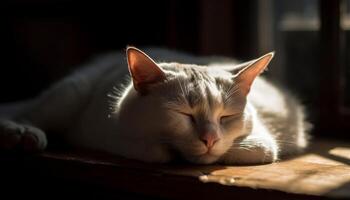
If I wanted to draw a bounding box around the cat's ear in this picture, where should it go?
[126,47,166,92]
[234,52,274,95]
[219,60,256,74]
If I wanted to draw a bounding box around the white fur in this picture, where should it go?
[1,48,310,164]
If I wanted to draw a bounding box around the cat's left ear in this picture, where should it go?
[234,52,274,95]
[126,47,166,92]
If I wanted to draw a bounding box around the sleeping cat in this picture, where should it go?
[0,47,310,164]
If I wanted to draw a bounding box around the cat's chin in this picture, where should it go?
[186,153,220,164]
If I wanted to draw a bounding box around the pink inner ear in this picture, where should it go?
[127,47,165,91]
[235,52,274,95]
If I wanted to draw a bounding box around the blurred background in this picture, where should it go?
[1,0,350,139]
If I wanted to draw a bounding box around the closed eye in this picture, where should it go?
[179,112,196,124]
[220,114,241,124]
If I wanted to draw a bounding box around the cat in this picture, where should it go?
[0,47,310,165]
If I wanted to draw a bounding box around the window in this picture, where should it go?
[258,0,350,138]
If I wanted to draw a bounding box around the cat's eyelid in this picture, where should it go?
[221,113,241,118]
[178,111,193,116]
[220,113,242,124]
[175,111,196,123]
[167,108,192,116]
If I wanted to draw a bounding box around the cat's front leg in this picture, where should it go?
[220,134,278,165]
[0,119,47,151]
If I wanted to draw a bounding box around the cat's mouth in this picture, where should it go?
[188,149,221,164]
[192,146,223,157]
[201,147,222,156]
[192,153,220,164]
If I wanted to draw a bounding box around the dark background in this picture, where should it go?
[2,0,260,101]
[1,1,350,199]
[1,0,350,138]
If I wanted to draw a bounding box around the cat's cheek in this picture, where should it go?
[167,114,195,136]
[172,123,188,136]
[210,141,231,157]
[220,118,245,138]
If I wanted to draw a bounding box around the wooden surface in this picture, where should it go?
[1,139,350,199]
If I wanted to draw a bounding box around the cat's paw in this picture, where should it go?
[224,146,276,165]
[220,135,278,165]
[0,120,47,152]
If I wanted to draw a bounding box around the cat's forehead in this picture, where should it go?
[158,62,236,111]
[158,63,233,93]
[159,62,234,80]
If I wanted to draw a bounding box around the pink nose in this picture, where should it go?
[200,132,220,148]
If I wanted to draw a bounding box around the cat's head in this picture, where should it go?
[115,47,274,164]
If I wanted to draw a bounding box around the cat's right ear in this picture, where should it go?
[126,47,166,93]
[234,52,274,95]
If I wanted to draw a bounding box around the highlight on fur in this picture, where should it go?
[0,47,310,165]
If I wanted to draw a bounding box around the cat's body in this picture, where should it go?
[0,47,309,164]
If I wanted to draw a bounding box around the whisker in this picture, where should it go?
[224,84,240,104]
[176,78,186,98]
[227,146,254,152]
[273,140,298,145]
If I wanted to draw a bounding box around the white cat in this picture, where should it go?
[0,47,310,165]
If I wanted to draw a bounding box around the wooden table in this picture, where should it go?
[1,139,349,199]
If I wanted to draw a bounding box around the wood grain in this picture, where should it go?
[2,139,349,199]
